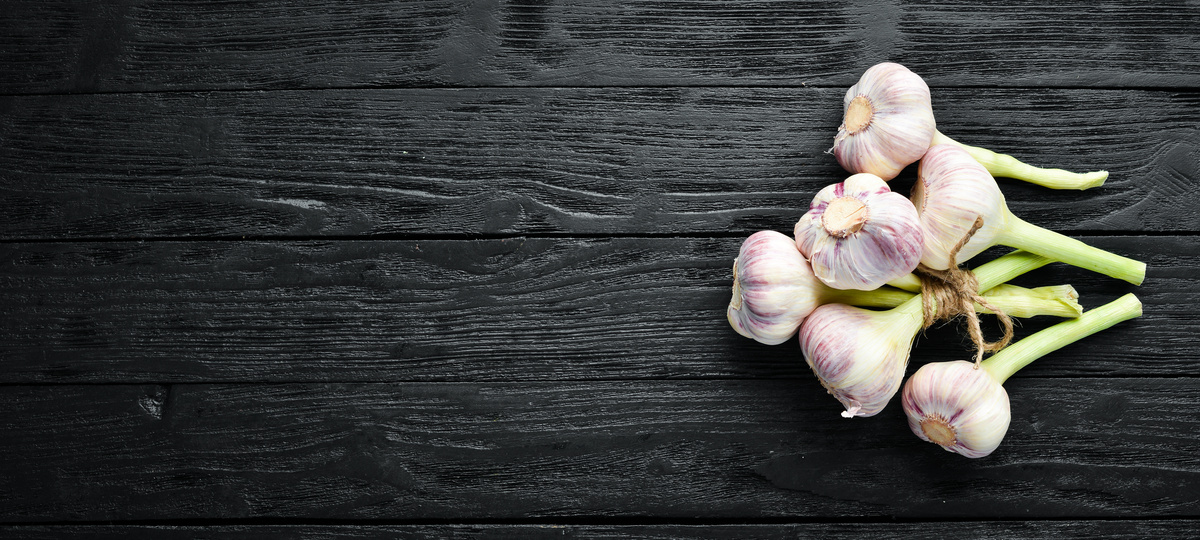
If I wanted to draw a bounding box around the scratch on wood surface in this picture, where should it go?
[255,198,328,210]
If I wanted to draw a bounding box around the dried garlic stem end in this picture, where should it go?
[844,96,874,134]
[932,131,1107,190]
[822,197,869,237]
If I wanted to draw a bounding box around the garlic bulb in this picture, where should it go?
[913,144,1146,285]
[833,62,1107,190]
[902,293,1142,458]
[900,360,1010,458]
[727,230,910,345]
[833,63,936,182]
[794,173,924,291]
[799,302,920,418]
[799,251,1058,418]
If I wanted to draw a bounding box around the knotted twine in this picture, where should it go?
[914,216,1015,365]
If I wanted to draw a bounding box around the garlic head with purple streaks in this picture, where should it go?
[833,62,937,181]
[727,230,913,345]
[795,173,924,291]
[902,293,1142,458]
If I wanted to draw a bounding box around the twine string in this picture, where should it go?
[915,217,1015,365]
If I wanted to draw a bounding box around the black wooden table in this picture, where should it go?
[3,1,1199,538]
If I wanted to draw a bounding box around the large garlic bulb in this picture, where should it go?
[901,360,1010,458]
[794,173,924,291]
[833,63,936,181]
[912,144,1145,285]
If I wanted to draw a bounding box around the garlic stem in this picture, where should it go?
[997,215,1147,285]
[975,284,1082,319]
[982,293,1143,383]
[931,131,1107,190]
[830,283,1080,317]
[822,287,913,309]
[894,250,1054,320]
[887,274,923,292]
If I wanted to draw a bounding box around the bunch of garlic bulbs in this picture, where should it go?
[726,62,1146,458]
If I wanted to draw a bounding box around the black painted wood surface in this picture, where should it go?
[2,0,1199,538]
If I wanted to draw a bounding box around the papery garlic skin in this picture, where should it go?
[795,173,924,290]
[911,144,1009,270]
[901,360,1011,458]
[728,231,831,345]
[799,303,923,417]
[833,62,936,181]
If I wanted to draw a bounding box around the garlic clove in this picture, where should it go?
[901,360,1011,458]
[795,173,925,291]
[833,63,937,181]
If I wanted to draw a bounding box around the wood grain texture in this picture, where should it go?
[3,521,1199,539]
[0,236,1189,384]
[1,0,1198,93]
[1,380,1197,521]
[2,88,1197,239]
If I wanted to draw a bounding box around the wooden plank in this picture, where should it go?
[1,379,1197,521]
[3,521,1199,539]
[2,88,1196,239]
[0,236,1190,383]
[1,0,1198,93]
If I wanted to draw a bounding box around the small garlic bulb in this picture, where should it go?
[901,360,1010,458]
[728,231,824,345]
[913,144,1146,285]
[794,173,924,290]
[833,62,936,181]
[799,303,921,417]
